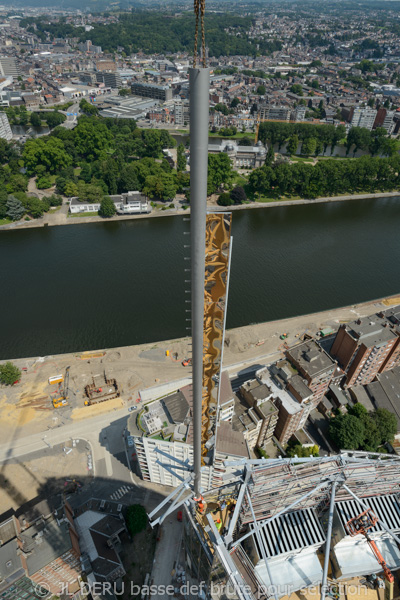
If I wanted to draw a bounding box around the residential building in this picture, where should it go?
[0,57,20,78]
[350,106,377,130]
[330,316,398,387]
[0,112,12,140]
[239,379,279,447]
[257,365,311,444]
[378,307,400,371]
[259,105,291,121]
[174,99,189,126]
[285,340,337,408]
[69,191,151,215]
[131,82,172,102]
[364,367,400,437]
[95,72,122,88]
[217,371,235,422]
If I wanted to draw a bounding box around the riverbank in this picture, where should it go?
[1,190,400,232]
[1,293,398,447]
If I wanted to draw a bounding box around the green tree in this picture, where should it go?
[208,153,232,194]
[286,444,319,457]
[27,197,48,218]
[23,137,72,175]
[372,408,397,444]
[118,88,130,97]
[98,196,116,218]
[6,195,25,221]
[126,504,147,536]
[301,138,317,156]
[79,98,99,116]
[64,181,78,197]
[36,176,52,189]
[177,143,186,172]
[329,414,365,450]
[0,362,21,385]
[217,192,233,206]
[30,112,42,127]
[286,135,299,155]
[290,84,303,96]
[265,145,275,166]
[230,97,240,108]
[256,85,266,95]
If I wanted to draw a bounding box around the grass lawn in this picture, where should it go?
[48,206,62,213]
[0,218,12,225]
[290,155,314,163]
[232,173,248,186]
[209,131,255,139]
[68,211,98,218]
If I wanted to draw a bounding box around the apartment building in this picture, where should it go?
[0,112,12,140]
[257,364,312,445]
[378,307,400,371]
[331,316,398,387]
[131,82,173,102]
[174,99,189,126]
[259,104,291,121]
[285,340,337,408]
[239,379,279,447]
[350,107,377,130]
[96,72,122,88]
[0,56,20,78]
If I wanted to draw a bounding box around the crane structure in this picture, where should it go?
[53,365,70,408]
[346,509,394,600]
[200,212,232,463]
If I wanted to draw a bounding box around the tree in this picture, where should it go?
[265,145,275,166]
[301,138,317,156]
[30,112,42,127]
[98,196,116,218]
[36,176,52,189]
[208,153,233,194]
[286,444,319,458]
[6,195,25,221]
[0,362,21,385]
[118,88,130,97]
[47,194,63,206]
[64,181,78,197]
[177,143,186,172]
[372,408,397,444]
[217,192,233,206]
[230,185,247,204]
[27,197,48,218]
[286,135,299,155]
[44,112,66,128]
[230,97,240,108]
[290,84,303,96]
[126,504,147,536]
[79,98,99,116]
[329,414,365,450]
[23,137,72,175]
[256,85,266,96]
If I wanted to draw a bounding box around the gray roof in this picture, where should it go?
[20,517,72,576]
[162,391,190,424]
[219,370,234,406]
[348,385,375,412]
[0,519,16,546]
[288,375,313,400]
[347,316,397,347]
[90,515,125,538]
[216,421,249,458]
[286,340,336,378]
[0,539,20,582]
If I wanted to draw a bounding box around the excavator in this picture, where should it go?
[346,509,395,600]
[52,366,70,408]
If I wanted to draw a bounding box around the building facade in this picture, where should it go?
[0,112,12,140]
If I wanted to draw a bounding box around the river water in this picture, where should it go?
[1,197,400,360]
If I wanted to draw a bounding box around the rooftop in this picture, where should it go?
[347,316,397,347]
[216,420,249,458]
[286,340,336,377]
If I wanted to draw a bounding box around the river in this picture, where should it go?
[1,196,400,360]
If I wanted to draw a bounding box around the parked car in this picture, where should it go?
[128,406,137,412]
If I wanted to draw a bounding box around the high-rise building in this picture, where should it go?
[350,107,377,130]
[0,56,20,78]
[331,316,398,387]
[259,105,291,121]
[0,111,12,140]
[95,72,122,88]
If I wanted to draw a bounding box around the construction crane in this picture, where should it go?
[53,366,70,408]
[346,509,394,600]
